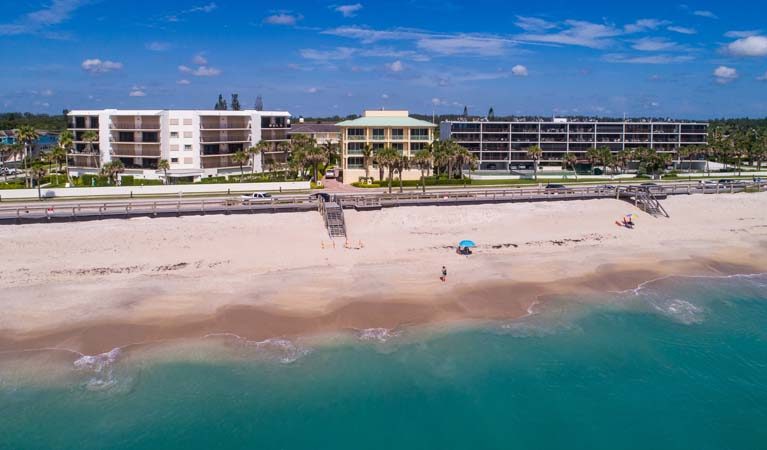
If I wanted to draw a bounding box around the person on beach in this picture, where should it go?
[440,266,447,282]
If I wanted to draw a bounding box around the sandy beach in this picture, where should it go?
[1,192,766,355]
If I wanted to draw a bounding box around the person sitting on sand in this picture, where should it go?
[440,266,447,282]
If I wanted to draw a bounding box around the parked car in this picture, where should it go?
[240,192,272,204]
[545,183,573,194]
[596,184,616,190]
[753,177,764,183]
[325,169,337,179]
[717,179,737,185]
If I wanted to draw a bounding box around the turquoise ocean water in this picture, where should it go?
[2,274,767,449]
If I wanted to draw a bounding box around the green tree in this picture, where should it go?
[454,145,472,179]
[526,144,543,180]
[232,150,250,180]
[361,143,374,181]
[412,148,433,193]
[58,130,74,183]
[303,145,328,183]
[375,146,399,193]
[16,125,39,188]
[30,161,47,200]
[394,154,409,193]
[488,107,495,119]
[214,94,228,110]
[157,158,170,184]
[564,153,579,179]
[100,159,125,185]
[231,94,241,111]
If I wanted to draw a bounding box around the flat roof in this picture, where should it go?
[337,116,437,127]
[67,109,290,116]
[442,119,708,125]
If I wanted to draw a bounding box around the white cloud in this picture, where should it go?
[603,54,694,64]
[693,10,717,19]
[300,47,356,60]
[713,66,738,84]
[431,97,449,106]
[725,30,761,38]
[333,4,363,17]
[516,20,623,49]
[757,71,767,81]
[129,86,146,97]
[177,79,191,85]
[264,13,302,26]
[511,64,529,76]
[514,16,557,32]
[387,60,404,72]
[193,53,208,65]
[381,93,389,99]
[146,41,171,51]
[322,26,426,43]
[306,87,320,94]
[631,37,682,52]
[417,36,510,56]
[40,89,54,97]
[81,58,123,74]
[178,65,221,76]
[623,19,669,33]
[726,35,767,57]
[166,3,217,22]
[0,0,90,38]
[668,26,696,35]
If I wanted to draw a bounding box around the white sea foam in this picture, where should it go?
[649,298,705,325]
[357,328,400,343]
[204,333,310,364]
[73,347,122,390]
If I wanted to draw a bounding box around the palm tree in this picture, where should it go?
[412,148,433,194]
[232,150,250,180]
[304,145,327,183]
[16,125,39,188]
[247,146,261,174]
[373,146,386,182]
[157,159,171,184]
[100,159,124,185]
[30,162,47,200]
[322,140,339,166]
[395,155,410,193]
[454,146,472,179]
[0,145,10,182]
[564,153,579,180]
[81,130,99,171]
[49,146,67,172]
[375,146,399,193]
[526,145,542,180]
[444,141,458,179]
[58,130,74,184]
[361,143,374,181]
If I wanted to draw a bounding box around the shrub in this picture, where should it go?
[120,175,134,186]
[80,174,110,187]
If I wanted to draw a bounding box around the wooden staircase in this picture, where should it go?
[631,188,670,218]
[318,195,347,238]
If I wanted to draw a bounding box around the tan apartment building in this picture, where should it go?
[337,110,436,183]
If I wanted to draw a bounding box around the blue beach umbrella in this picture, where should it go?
[458,240,476,248]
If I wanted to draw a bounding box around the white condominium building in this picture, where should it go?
[67,109,291,182]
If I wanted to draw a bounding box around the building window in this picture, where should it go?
[90,116,99,128]
[184,144,192,151]
[184,157,193,164]
[170,144,180,151]
[347,157,364,168]
[391,129,404,140]
[411,143,427,151]
[392,143,404,151]
[170,131,179,138]
[170,119,179,125]
[372,143,384,150]
[142,132,159,143]
[411,128,429,140]
[183,131,193,138]
[347,142,364,155]
[118,132,134,142]
[372,129,385,140]
[347,128,365,140]
[183,119,193,125]
[171,158,179,163]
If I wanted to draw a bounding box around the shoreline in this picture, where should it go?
[2,193,767,358]
[1,254,765,357]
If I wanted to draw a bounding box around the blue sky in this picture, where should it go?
[1,0,766,118]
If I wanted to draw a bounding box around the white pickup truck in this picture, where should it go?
[240,192,272,204]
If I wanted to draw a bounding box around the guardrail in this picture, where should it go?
[1,181,764,225]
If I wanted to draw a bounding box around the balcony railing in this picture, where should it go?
[410,135,430,141]
[68,154,100,168]
[347,135,366,141]
[200,120,251,130]
[372,135,386,141]
[111,122,161,130]
[111,145,161,157]
[200,132,251,143]
[201,155,239,169]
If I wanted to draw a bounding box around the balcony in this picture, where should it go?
[111,144,161,157]
[201,155,240,169]
[200,119,251,130]
[410,134,430,141]
[110,120,161,130]
[391,134,405,141]
[372,135,386,141]
[201,131,251,143]
[68,154,100,168]
[347,134,366,141]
